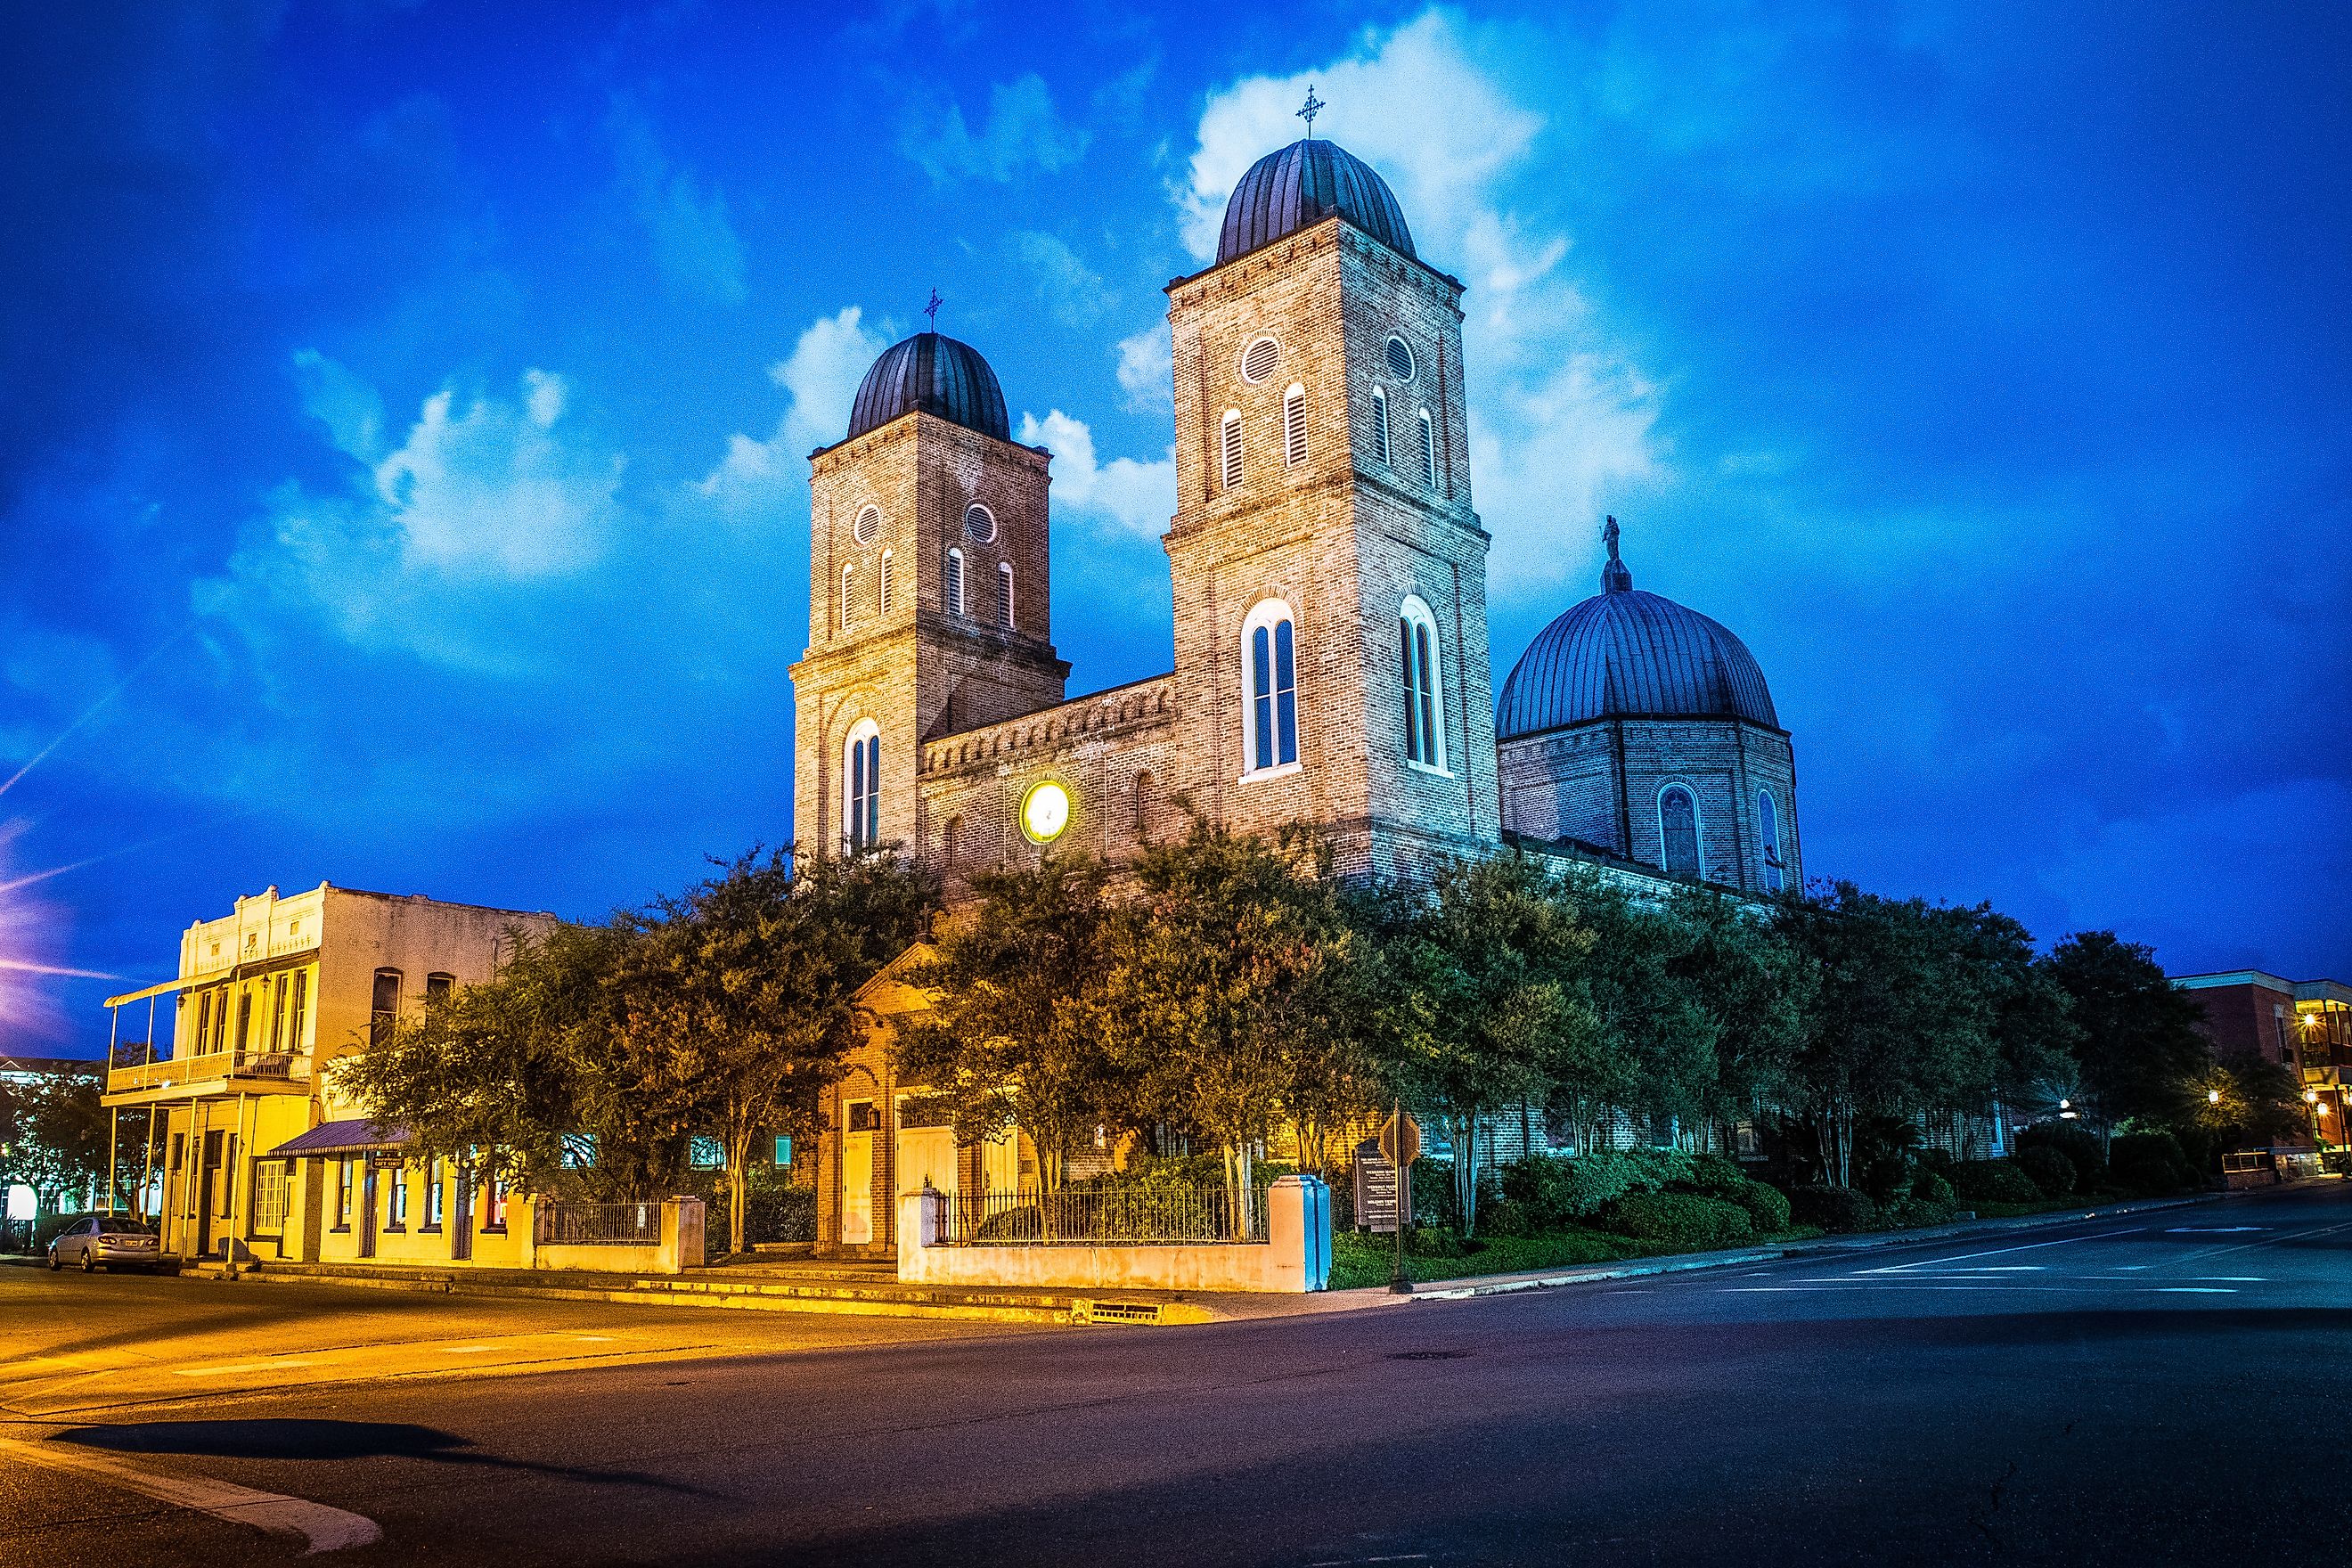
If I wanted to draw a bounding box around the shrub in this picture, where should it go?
[2015,1146,2077,1199]
[1915,1147,1957,1178]
[1499,1150,1676,1227]
[1882,1195,1955,1229]
[2017,1123,2107,1192]
[2111,1131,2198,1195]
[1911,1169,1956,1207]
[1479,1196,1535,1238]
[1606,1192,1753,1249]
[1681,1152,1751,1198]
[1951,1159,2043,1205]
[1728,1180,1793,1234]
[1789,1185,1879,1232]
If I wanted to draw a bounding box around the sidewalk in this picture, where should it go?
[179,1188,2254,1327]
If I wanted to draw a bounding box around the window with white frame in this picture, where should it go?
[1659,785,1703,878]
[841,563,856,630]
[1417,408,1436,487]
[1282,384,1307,466]
[845,718,881,853]
[1221,410,1244,489]
[1398,594,1445,772]
[1372,386,1391,467]
[1758,789,1784,893]
[853,504,880,546]
[1241,598,1300,777]
[964,503,996,543]
[878,550,894,615]
[996,561,1015,628]
[945,547,966,617]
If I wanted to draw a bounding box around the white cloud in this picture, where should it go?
[902,75,1087,184]
[1011,231,1114,325]
[698,306,888,512]
[1017,410,1174,540]
[608,96,747,305]
[1180,9,1665,599]
[1115,323,1172,410]
[206,357,627,669]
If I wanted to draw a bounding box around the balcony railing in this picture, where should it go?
[106,1050,310,1095]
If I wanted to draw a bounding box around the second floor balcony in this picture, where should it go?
[104,1048,314,1103]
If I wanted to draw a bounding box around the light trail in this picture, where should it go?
[0,624,191,804]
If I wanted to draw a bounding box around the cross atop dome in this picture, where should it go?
[1296,86,1325,137]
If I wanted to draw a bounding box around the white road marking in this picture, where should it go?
[2154,1287,2235,1294]
[2167,1227,2266,1234]
[1858,1227,2146,1275]
[174,1360,316,1377]
[2193,1277,2267,1283]
[441,1346,494,1354]
[0,1434,381,1553]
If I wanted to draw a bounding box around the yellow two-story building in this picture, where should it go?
[102,882,554,1265]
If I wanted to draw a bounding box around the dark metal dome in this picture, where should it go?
[846,332,1009,444]
[1498,527,1780,739]
[1218,138,1416,265]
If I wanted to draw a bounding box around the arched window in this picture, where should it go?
[1758,790,1784,893]
[1659,786,1702,878]
[844,719,881,853]
[1398,594,1445,772]
[1417,408,1436,488]
[1132,770,1154,842]
[945,547,966,617]
[878,550,894,615]
[1241,598,1300,777]
[942,815,960,867]
[1372,386,1391,467]
[840,564,856,630]
[1221,410,1244,489]
[1282,384,1307,467]
[996,561,1015,628]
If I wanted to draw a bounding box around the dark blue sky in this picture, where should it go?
[4,2,2348,1051]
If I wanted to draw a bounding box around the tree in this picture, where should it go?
[2045,931,2215,1140]
[895,853,1130,1194]
[1572,873,1716,1144]
[1089,823,1361,1216]
[1662,885,1816,1152]
[341,919,651,1197]
[1360,853,1602,1236]
[612,848,935,1256]
[1776,883,1999,1187]
[2,1069,108,1214]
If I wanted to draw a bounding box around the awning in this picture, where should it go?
[268,1119,410,1157]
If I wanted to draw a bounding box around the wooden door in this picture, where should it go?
[841,1100,875,1245]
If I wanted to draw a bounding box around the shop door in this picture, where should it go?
[841,1100,875,1245]
[359,1165,379,1258]
[196,1131,224,1257]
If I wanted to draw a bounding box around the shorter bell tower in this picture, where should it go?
[789,331,1067,860]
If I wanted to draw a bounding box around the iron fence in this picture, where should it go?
[535,1200,663,1245]
[935,1182,1268,1246]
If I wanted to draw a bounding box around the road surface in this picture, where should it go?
[4,1184,2345,1565]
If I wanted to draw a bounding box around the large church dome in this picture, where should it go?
[846,331,1010,444]
[1498,526,1780,739]
[1218,138,1416,265]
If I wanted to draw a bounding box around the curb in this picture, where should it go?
[1382,1189,2236,1305]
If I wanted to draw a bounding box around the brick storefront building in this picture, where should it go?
[796,136,1806,1254]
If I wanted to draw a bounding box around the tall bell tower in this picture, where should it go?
[1162,135,1501,878]
[788,331,1067,859]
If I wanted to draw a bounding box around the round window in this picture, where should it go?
[964,503,997,543]
[1384,336,1416,382]
[1019,780,1071,845]
[853,505,880,546]
[1240,335,1281,385]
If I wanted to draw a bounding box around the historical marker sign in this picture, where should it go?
[1353,1138,1400,1234]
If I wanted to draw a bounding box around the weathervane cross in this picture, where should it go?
[1297,86,1325,137]
[923,288,943,331]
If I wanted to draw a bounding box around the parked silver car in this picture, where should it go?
[46,1214,165,1272]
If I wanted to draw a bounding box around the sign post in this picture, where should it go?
[1378,1102,1422,1294]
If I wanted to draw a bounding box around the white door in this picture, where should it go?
[897,1126,958,1198]
[841,1102,874,1245]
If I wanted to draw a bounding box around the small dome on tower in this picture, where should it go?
[1218,138,1416,265]
[1497,523,1780,739]
[846,331,1010,444]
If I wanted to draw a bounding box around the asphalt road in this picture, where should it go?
[4,1184,2348,1566]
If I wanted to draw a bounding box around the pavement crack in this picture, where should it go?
[1967,1458,2020,1548]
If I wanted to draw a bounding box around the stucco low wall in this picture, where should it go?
[899,1176,1330,1294]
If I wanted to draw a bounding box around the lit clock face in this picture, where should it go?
[1020,780,1072,845]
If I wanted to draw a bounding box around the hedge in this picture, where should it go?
[1606,1192,1754,1249]
[1951,1159,2043,1205]
[2014,1145,2077,1199]
[1789,1185,1878,1232]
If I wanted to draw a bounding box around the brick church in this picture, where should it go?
[794,135,1801,1251]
